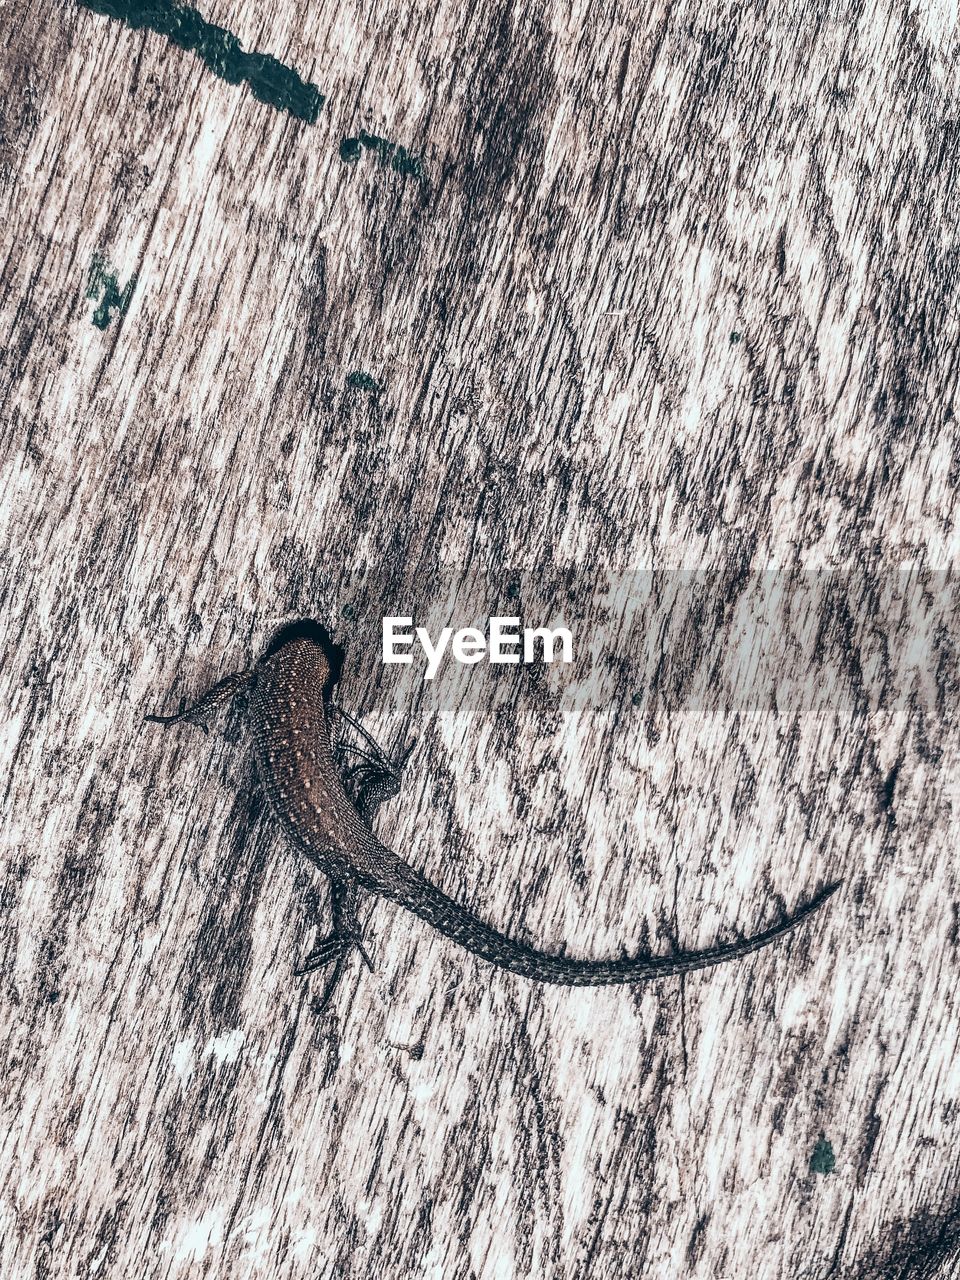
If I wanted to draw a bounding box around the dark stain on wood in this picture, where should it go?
[77,0,325,122]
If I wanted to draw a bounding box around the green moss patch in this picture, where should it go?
[79,0,324,123]
[809,1137,836,1176]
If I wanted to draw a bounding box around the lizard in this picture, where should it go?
[146,620,839,997]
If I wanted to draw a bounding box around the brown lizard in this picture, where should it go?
[146,621,838,997]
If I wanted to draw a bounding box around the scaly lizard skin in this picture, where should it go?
[146,623,838,993]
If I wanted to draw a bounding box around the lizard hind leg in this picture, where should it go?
[301,718,413,1008]
[297,876,373,1007]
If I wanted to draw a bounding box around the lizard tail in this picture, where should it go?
[354,846,840,987]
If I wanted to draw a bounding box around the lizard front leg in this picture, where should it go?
[331,705,416,825]
[145,670,252,733]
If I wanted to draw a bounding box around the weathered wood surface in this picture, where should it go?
[1,0,959,1276]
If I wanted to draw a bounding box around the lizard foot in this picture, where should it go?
[295,931,374,977]
[297,930,374,1011]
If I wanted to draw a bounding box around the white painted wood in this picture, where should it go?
[1,0,958,1276]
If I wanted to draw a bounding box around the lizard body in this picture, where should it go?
[147,624,838,992]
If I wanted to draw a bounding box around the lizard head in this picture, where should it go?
[261,618,345,698]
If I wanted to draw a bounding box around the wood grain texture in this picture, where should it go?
[1,0,958,1276]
